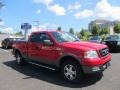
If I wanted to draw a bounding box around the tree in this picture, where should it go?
[100,27,109,40]
[79,28,91,40]
[104,27,109,35]
[100,27,109,35]
[15,31,22,36]
[69,28,74,35]
[80,28,86,37]
[114,23,120,34]
[91,24,100,36]
[57,26,62,31]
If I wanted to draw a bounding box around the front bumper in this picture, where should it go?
[82,61,111,74]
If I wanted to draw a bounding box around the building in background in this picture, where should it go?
[88,19,120,35]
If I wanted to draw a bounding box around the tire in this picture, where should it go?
[5,45,8,49]
[1,44,5,49]
[61,60,83,83]
[15,52,25,66]
[1,45,4,49]
[5,42,10,49]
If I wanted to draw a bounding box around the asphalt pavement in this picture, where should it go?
[0,48,120,90]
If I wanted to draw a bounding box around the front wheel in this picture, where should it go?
[61,60,83,83]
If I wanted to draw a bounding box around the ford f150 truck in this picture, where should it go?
[12,30,111,83]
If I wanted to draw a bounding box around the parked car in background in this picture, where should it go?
[1,37,24,49]
[102,35,120,51]
[89,36,102,43]
[12,30,111,83]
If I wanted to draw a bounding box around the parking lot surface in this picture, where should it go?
[0,48,120,90]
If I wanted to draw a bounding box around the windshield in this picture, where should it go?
[51,32,80,42]
[106,35,120,41]
[90,36,101,40]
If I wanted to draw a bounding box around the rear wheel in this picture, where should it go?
[15,52,25,65]
[1,45,4,49]
[5,45,8,49]
[1,44,5,49]
[61,60,83,83]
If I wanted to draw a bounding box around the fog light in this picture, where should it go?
[92,66,100,71]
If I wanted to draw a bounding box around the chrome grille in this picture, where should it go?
[99,48,109,57]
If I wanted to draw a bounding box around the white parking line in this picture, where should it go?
[2,49,9,52]
[0,48,10,53]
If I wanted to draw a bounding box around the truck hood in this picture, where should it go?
[61,41,107,51]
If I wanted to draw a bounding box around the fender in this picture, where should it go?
[55,53,83,67]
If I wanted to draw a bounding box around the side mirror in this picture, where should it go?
[43,40,54,46]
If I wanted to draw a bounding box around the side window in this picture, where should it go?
[4,39,7,41]
[37,33,51,43]
[106,36,111,40]
[5,39,9,42]
[29,34,39,42]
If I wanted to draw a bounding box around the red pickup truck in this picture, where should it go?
[12,30,111,83]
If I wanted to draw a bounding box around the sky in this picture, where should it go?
[0,0,120,34]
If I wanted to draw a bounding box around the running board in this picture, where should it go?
[29,62,56,71]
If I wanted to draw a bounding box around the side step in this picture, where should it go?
[28,62,56,71]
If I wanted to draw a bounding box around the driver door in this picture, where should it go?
[35,33,60,65]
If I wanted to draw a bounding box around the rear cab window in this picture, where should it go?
[29,32,52,43]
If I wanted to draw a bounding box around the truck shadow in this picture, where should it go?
[3,60,102,88]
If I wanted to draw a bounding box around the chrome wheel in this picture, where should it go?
[64,64,77,80]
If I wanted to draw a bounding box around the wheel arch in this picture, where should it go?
[14,49,21,56]
[58,54,82,68]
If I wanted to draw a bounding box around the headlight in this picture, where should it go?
[117,42,120,45]
[84,50,98,59]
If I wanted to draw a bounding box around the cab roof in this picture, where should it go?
[31,30,63,34]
